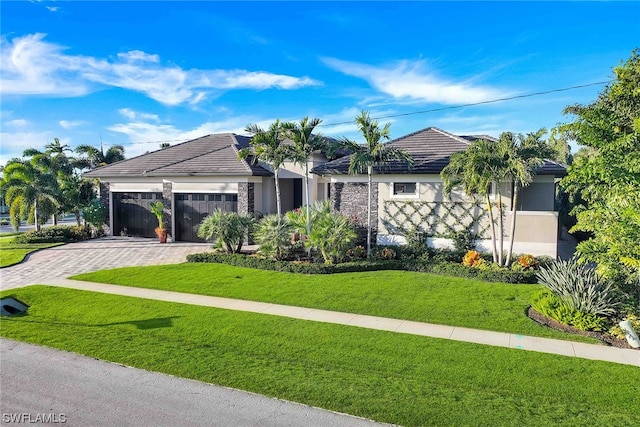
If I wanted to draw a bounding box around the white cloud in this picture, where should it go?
[46,6,59,12]
[322,57,507,105]
[0,33,321,106]
[118,108,160,122]
[0,33,93,97]
[59,120,85,129]
[5,119,29,128]
[107,115,258,156]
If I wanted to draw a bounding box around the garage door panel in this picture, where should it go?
[175,193,238,242]
[113,192,161,238]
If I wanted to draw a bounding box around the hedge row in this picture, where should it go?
[13,225,102,244]
[404,260,538,284]
[186,252,405,274]
[186,252,538,283]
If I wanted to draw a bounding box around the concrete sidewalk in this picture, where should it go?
[39,278,640,367]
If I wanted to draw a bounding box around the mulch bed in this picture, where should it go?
[527,307,636,349]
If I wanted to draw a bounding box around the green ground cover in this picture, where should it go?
[1,286,637,427]
[0,234,62,268]
[72,263,596,342]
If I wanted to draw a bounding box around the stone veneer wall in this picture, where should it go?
[330,182,378,245]
[99,182,110,224]
[237,182,255,215]
[162,182,173,237]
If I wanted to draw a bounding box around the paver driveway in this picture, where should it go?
[1,237,211,291]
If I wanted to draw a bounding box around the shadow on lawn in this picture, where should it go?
[3,315,183,330]
[97,316,183,330]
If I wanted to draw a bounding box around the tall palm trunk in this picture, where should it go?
[497,189,504,266]
[274,168,282,218]
[506,184,519,266]
[486,194,498,263]
[367,165,372,258]
[34,199,40,232]
[304,163,312,257]
[304,163,311,238]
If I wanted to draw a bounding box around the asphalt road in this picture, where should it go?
[0,339,389,427]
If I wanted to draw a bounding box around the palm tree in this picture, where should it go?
[502,130,553,265]
[338,111,413,258]
[281,117,326,240]
[75,143,125,170]
[442,139,502,263]
[239,120,289,217]
[442,131,552,267]
[1,159,60,231]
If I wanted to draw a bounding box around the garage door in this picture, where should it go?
[113,192,163,238]
[174,193,238,242]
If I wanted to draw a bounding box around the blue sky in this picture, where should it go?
[1,1,638,165]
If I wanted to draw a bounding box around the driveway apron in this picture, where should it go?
[1,237,211,291]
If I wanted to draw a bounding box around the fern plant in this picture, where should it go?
[536,258,620,316]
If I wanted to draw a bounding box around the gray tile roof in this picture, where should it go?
[84,134,272,178]
[311,127,566,176]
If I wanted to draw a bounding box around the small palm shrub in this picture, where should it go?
[306,205,356,264]
[536,258,620,317]
[254,215,293,260]
[197,210,255,253]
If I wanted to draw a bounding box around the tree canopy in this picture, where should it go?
[559,49,640,304]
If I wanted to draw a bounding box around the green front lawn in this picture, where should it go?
[0,234,63,268]
[1,286,637,427]
[72,263,596,342]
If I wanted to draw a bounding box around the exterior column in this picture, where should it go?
[98,182,111,234]
[330,182,378,246]
[238,182,255,215]
[162,182,173,238]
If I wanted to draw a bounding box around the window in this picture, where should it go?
[392,182,417,196]
[192,194,205,201]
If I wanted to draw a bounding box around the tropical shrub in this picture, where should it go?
[306,207,357,264]
[462,250,482,267]
[253,214,293,260]
[198,210,256,254]
[404,226,429,255]
[531,290,609,331]
[608,313,640,340]
[536,258,620,316]
[450,229,476,252]
[375,247,397,260]
[13,224,96,243]
[82,199,107,229]
[345,245,367,261]
[513,254,540,271]
[284,208,307,240]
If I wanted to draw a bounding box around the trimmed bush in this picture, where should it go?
[13,225,98,244]
[186,252,404,274]
[408,260,538,284]
[187,252,537,283]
